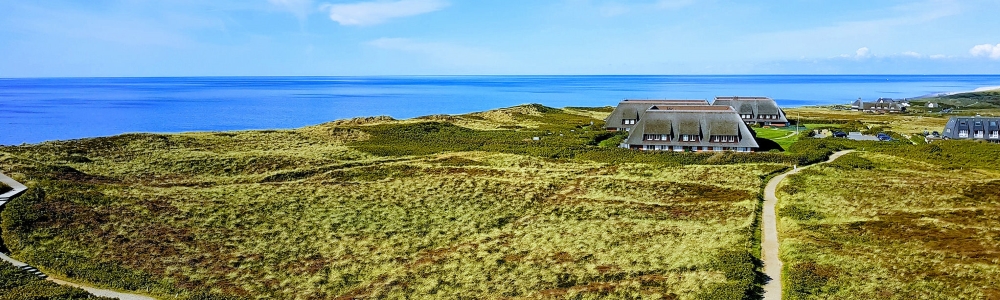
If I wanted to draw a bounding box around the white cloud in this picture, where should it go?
[929,54,947,59]
[855,47,871,58]
[320,0,448,26]
[269,0,315,20]
[970,43,1000,60]
[901,51,922,58]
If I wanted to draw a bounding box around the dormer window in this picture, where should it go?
[622,119,636,125]
[680,134,699,142]
[643,134,669,141]
[959,130,969,138]
[711,136,737,143]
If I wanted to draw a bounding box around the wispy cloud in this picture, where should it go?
[268,0,315,21]
[655,0,695,10]
[583,0,695,17]
[901,51,922,58]
[970,43,1000,60]
[367,37,503,67]
[743,0,961,59]
[837,47,873,59]
[320,0,448,26]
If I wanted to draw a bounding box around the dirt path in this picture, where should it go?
[774,131,799,140]
[761,150,854,300]
[0,172,157,300]
[48,277,156,300]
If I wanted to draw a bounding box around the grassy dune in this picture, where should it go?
[777,150,1000,299]
[784,107,951,135]
[0,105,789,299]
[911,89,1000,113]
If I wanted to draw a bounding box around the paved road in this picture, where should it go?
[0,172,157,300]
[761,150,854,300]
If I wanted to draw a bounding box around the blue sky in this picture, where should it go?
[2,0,999,76]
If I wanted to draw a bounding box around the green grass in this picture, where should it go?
[6,104,989,299]
[777,151,1000,299]
[0,105,792,299]
[752,128,801,150]
[0,260,113,300]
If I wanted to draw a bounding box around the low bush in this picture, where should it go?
[0,260,114,300]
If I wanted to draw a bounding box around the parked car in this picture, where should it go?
[833,131,847,138]
[877,133,891,141]
[931,131,940,138]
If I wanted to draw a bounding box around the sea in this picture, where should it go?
[2,75,1000,145]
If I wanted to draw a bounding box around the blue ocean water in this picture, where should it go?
[2,75,1000,145]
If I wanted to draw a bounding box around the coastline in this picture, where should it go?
[3,78,999,146]
[918,85,1000,98]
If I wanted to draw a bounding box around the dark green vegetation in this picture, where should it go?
[911,89,1000,112]
[778,145,1000,299]
[0,105,793,299]
[0,182,10,194]
[0,261,113,300]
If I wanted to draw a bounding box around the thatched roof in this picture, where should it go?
[712,96,787,123]
[605,100,711,128]
[624,106,759,148]
[644,119,673,134]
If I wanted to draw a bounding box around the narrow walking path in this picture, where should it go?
[0,172,157,300]
[761,150,854,300]
[773,131,799,140]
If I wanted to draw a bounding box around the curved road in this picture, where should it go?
[0,172,156,300]
[761,150,854,300]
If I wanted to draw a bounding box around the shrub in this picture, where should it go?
[0,260,114,300]
[785,261,839,298]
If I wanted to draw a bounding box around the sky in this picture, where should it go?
[1,0,1000,77]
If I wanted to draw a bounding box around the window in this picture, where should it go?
[992,131,1000,139]
[622,119,636,125]
[644,134,669,141]
[711,136,737,143]
[975,131,985,138]
[959,130,969,138]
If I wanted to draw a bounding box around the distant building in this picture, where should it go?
[621,105,759,152]
[604,99,711,131]
[941,116,1000,142]
[852,98,908,113]
[711,96,789,127]
[927,102,939,108]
